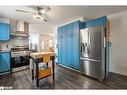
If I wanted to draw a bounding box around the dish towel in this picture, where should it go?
[38,62,48,71]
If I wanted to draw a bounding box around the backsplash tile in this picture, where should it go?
[0,36,29,50]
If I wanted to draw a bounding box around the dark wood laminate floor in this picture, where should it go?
[0,64,127,89]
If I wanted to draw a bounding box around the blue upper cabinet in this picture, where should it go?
[84,16,107,28]
[57,20,83,70]
[0,52,10,73]
[0,22,10,41]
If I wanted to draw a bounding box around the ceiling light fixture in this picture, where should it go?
[33,14,44,21]
[15,6,51,22]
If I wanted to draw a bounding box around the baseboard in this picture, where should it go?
[0,71,10,75]
[109,72,127,77]
[58,64,80,73]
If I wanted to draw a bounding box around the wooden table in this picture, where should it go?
[30,52,55,87]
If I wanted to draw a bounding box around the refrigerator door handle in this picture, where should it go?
[84,43,88,53]
[80,43,83,53]
[80,57,101,62]
[104,37,106,48]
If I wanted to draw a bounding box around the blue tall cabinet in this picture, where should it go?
[84,16,106,28]
[57,20,83,70]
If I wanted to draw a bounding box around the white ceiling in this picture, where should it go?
[0,6,127,26]
[0,6,127,34]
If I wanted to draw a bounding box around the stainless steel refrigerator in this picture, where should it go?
[80,25,106,81]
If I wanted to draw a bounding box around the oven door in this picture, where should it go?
[11,56,21,68]
[20,56,30,66]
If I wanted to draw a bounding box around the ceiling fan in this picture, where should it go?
[15,6,51,22]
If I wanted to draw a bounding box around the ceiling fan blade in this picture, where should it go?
[43,19,48,22]
[40,6,51,14]
[15,9,36,15]
[44,6,51,12]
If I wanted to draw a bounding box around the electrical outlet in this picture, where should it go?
[6,44,8,49]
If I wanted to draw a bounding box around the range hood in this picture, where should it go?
[10,21,29,37]
[17,21,25,32]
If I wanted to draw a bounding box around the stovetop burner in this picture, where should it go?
[11,45,29,51]
[11,48,29,51]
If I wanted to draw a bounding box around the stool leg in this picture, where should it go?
[36,62,39,87]
[32,69,34,80]
[36,78,39,87]
[52,56,55,85]
[31,59,34,80]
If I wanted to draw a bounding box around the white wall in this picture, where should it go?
[29,24,54,35]
[29,24,54,52]
[108,11,127,76]
[39,34,54,52]
[29,34,54,52]
[29,34,39,51]
[0,17,9,24]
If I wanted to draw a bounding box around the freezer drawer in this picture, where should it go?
[80,58,104,81]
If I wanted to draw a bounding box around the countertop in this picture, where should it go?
[0,50,10,53]
[30,52,55,59]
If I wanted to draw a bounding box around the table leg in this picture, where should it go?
[30,58,34,80]
[36,78,39,87]
[32,69,34,80]
[36,61,39,87]
[52,56,55,84]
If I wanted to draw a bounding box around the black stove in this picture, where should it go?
[11,46,31,69]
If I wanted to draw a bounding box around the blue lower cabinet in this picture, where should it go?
[0,52,10,73]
